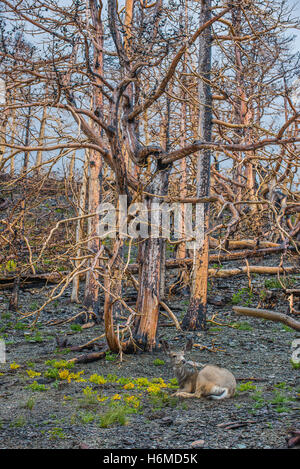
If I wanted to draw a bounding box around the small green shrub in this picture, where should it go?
[237,381,257,393]
[70,324,82,332]
[25,381,47,392]
[99,403,136,428]
[153,359,165,366]
[231,288,254,306]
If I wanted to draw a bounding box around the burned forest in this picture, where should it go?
[0,0,299,451]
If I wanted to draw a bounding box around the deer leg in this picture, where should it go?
[173,391,202,398]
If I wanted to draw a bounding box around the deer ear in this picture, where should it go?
[160,340,170,354]
[185,338,193,352]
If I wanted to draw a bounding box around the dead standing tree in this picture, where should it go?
[182,0,212,330]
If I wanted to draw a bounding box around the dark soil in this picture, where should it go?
[0,256,299,450]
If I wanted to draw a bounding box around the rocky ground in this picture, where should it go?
[0,257,299,450]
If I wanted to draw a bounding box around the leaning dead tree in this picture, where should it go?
[0,0,299,352]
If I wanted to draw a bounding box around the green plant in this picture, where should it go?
[106,373,118,382]
[251,391,266,410]
[105,351,117,361]
[45,359,74,369]
[89,373,107,385]
[168,378,179,389]
[15,322,28,330]
[291,360,300,369]
[6,260,17,273]
[212,263,223,269]
[274,382,288,390]
[1,313,11,320]
[237,381,257,393]
[10,416,26,427]
[55,347,71,355]
[153,359,165,366]
[232,321,253,331]
[29,301,39,310]
[44,367,60,380]
[24,397,35,410]
[264,277,297,290]
[116,376,131,386]
[98,403,136,428]
[70,324,82,332]
[26,361,35,368]
[77,386,99,409]
[148,390,179,410]
[259,289,268,301]
[79,411,96,424]
[48,427,66,439]
[25,381,47,392]
[270,391,292,405]
[274,406,291,413]
[231,287,254,307]
[25,331,43,343]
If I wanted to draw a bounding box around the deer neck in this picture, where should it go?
[173,363,195,388]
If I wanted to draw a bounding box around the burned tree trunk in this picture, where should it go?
[133,162,171,351]
[182,0,212,330]
[84,1,104,322]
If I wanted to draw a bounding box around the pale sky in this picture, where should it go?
[289,0,300,52]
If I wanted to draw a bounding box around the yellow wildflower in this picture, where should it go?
[111,394,122,400]
[97,395,109,402]
[123,382,135,390]
[89,373,106,385]
[69,370,85,382]
[146,384,162,395]
[134,377,150,388]
[124,395,140,408]
[152,377,167,387]
[26,369,41,378]
[58,369,70,380]
[10,362,20,370]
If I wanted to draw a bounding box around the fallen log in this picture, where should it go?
[233,306,300,332]
[0,271,69,286]
[127,245,297,274]
[0,271,85,289]
[209,238,280,250]
[285,289,300,296]
[208,265,299,278]
[68,350,106,364]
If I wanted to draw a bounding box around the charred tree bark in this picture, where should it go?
[84,0,104,322]
[182,0,212,331]
[133,161,171,351]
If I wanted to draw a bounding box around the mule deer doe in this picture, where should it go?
[161,339,236,400]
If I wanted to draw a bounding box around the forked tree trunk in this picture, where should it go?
[182,0,212,330]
